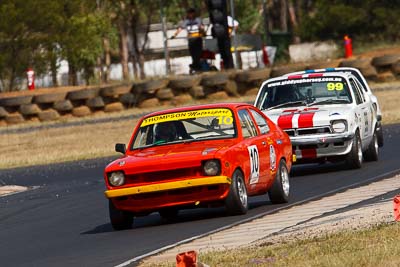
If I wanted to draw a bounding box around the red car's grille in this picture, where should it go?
[128,186,205,200]
[126,167,202,185]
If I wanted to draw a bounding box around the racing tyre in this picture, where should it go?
[364,130,379,161]
[0,95,33,107]
[0,107,8,118]
[377,124,384,147]
[225,169,248,215]
[109,200,133,230]
[159,207,179,221]
[268,159,290,204]
[346,131,363,169]
[372,54,400,67]
[34,92,67,104]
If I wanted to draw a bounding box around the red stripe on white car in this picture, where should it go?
[298,112,315,128]
[301,149,317,158]
[277,113,294,129]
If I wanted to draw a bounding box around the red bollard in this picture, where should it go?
[262,45,270,66]
[27,68,35,90]
[394,195,400,222]
[344,35,353,58]
[176,250,197,267]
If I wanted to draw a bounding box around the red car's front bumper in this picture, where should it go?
[105,176,232,213]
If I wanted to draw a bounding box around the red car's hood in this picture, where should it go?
[106,140,235,175]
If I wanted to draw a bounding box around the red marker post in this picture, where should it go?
[27,68,35,90]
[176,250,197,267]
[394,195,400,222]
[344,35,353,58]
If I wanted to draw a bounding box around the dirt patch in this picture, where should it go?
[357,46,400,58]
[0,185,28,196]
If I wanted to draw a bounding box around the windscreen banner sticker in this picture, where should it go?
[268,77,343,87]
[248,145,260,185]
[141,108,233,127]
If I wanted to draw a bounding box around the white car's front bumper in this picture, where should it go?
[290,132,355,160]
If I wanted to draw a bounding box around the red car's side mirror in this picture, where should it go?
[115,143,126,154]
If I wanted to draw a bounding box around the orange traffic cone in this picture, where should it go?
[394,195,400,222]
[176,250,197,267]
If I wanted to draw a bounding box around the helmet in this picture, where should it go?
[155,122,177,142]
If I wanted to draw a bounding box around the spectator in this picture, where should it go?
[227,15,239,36]
[171,8,204,71]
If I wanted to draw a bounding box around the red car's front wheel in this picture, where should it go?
[109,200,133,231]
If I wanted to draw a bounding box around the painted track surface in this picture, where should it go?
[0,124,399,267]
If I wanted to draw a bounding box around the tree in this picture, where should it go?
[58,1,113,85]
[0,0,57,91]
[0,0,114,90]
[297,0,400,42]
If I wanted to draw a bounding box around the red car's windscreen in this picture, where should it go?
[131,108,237,149]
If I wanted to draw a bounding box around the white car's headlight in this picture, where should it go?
[203,160,221,176]
[331,120,347,133]
[108,171,125,186]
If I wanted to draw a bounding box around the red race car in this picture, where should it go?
[104,103,293,230]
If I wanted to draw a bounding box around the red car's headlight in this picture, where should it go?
[108,172,125,186]
[203,160,221,176]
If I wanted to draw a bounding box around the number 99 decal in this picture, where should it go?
[327,82,344,91]
[248,145,260,184]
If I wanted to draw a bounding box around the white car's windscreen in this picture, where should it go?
[256,77,353,110]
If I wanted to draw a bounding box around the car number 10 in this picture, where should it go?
[217,116,233,125]
[248,145,260,184]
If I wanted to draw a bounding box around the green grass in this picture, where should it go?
[352,39,399,55]
[141,222,400,267]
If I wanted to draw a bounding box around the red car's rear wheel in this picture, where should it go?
[268,159,290,204]
[225,169,248,215]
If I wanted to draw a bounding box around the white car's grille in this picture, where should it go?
[284,126,331,137]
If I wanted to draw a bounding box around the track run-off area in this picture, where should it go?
[0,124,399,267]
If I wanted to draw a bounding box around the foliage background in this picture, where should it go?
[1,0,400,91]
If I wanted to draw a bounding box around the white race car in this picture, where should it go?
[283,67,383,146]
[254,72,380,169]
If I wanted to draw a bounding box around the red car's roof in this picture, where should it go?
[142,102,251,118]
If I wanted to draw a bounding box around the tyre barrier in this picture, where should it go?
[339,58,371,69]
[53,100,74,112]
[38,109,60,122]
[0,106,8,118]
[1,54,400,126]
[72,106,92,117]
[169,75,201,91]
[19,104,41,116]
[86,96,105,109]
[34,92,67,104]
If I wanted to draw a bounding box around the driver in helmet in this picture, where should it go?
[154,122,178,144]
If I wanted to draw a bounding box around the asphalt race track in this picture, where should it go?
[1,124,400,267]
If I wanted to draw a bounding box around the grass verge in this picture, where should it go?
[142,222,400,267]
